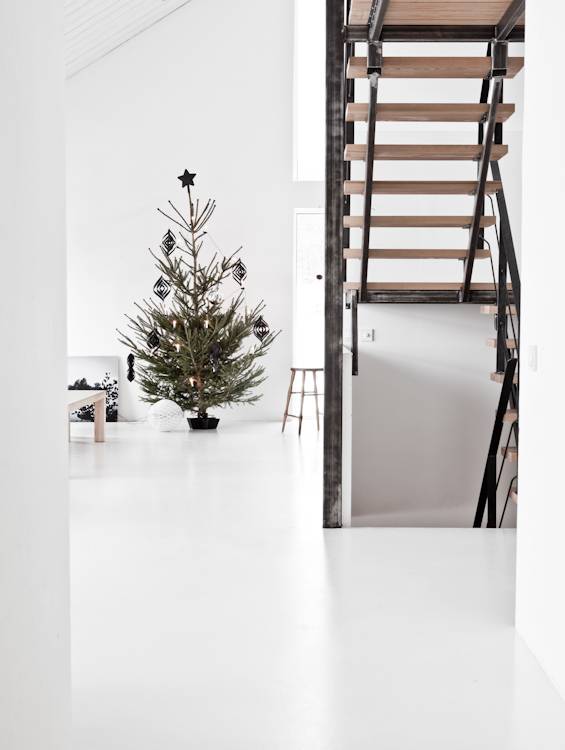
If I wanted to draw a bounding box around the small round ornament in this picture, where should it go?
[147,399,184,432]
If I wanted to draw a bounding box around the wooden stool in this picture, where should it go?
[282,367,323,435]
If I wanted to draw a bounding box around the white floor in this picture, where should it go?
[70,420,565,750]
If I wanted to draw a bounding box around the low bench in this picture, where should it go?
[67,390,106,442]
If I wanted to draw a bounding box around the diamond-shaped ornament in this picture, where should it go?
[153,276,171,301]
[127,353,135,382]
[161,229,177,255]
[232,258,247,287]
[147,329,160,350]
[253,316,270,342]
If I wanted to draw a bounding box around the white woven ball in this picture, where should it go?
[147,399,184,432]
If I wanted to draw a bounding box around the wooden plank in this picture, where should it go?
[344,144,508,161]
[346,102,515,122]
[344,179,502,195]
[349,0,525,26]
[486,337,518,349]
[480,304,517,315]
[491,371,519,384]
[344,215,497,229]
[344,281,504,291]
[347,56,524,79]
[67,389,106,411]
[510,489,518,504]
[344,248,490,259]
[504,409,518,424]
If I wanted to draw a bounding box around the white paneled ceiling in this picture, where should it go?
[65,0,193,78]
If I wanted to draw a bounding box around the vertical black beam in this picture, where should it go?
[343,37,355,281]
[323,0,345,529]
[490,161,521,318]
[359,0,388,301]
[473,358,517,528]
[461,76,504,302]
[496,237,509,372]
[351,291,359,376]
[360,79,378,302]
[477,43,491,254]
[486,455,498,528]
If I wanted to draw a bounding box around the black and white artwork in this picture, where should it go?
[68,356,119,422]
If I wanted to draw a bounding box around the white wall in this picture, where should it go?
[516,1,565,701]
[0,2,70,748]
[66,0,322,422]
[349,44,524,526]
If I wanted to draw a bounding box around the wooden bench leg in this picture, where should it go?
[282,370,296,433]
[94,395,106,443]
[312,370,321,432]
[298,370,306,436]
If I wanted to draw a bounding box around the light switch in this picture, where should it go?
[360,328,374,343]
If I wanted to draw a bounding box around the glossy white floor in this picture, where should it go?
[70,421,565,750]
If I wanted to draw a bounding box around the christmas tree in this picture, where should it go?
[118,170,278,426]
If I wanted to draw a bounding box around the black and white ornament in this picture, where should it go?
[153,275,171,301]
[127,353,135,382]
[147,329,160,350]
[161,229,177,256]
[253,316,270,342]
[232,258,247,288]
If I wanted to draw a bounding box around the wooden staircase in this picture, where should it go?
[322,0,525,529]
[343,43,522,303]
[343,0,523,527]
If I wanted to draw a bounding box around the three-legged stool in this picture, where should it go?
[282,367,323,435]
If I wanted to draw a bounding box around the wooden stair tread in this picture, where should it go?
[344,215,497,229]
[480,304,517,315]
[345,180,501,196]
[510,489,518,504]
[346,103,515,123]
[491,371,519,384]
[486,338,518,349]
[344,144,509,162]
[501,446,518,462]
[504,409,518,424]
[347,56,524,79]
[349,0,525,27]
[344,282,504,292]
[344,248,490,260]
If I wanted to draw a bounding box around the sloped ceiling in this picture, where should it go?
[65,0,193,78]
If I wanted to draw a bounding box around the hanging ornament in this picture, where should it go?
[153,276,171,301]
[232,258,247,287]
[127,353,135,382]
[160,229,177,256]
[147,329,160,350]
[253,316,270,342]
[209,342,222,372]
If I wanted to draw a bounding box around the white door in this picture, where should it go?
[293,209,325,369]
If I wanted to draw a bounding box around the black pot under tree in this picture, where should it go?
[118,169,278,430]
